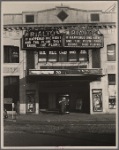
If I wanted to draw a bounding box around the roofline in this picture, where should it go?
[3,6,116,16]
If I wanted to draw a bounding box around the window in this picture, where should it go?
[107,44,116,61]
[39,51,47,62]
[108,74,116,85]
[91,14,100,21]
[48,51,58,62]
[4,46,19,63]
[59,50,67,62]
[68,50,77,62]
[25,15,34,23]
[78,50,88,62]
[57,10,68,22]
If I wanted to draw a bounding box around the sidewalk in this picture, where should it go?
[4,113,116,135]
[6,112,116,122]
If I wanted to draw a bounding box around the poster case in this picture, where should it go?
[26,90,36,113]
[92,89,102,112]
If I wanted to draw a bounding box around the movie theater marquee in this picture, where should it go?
[22,25,104,49]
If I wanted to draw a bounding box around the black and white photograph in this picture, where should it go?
[1,0,118,149]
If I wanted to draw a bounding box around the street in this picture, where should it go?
[3,113,116,147]
[4,132,115,146]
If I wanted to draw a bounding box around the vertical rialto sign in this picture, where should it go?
[22,26,104,49]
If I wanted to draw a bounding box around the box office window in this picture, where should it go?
[91,14,100,21]
[59,50,67,62]
[107,44,116,61]
[25,15,34,23]
[39,51,47,62]
[78,50,88,62]
[4,46,19,63]
[48,51,58,62]
[68,50,77,62]
[108,74,116,85]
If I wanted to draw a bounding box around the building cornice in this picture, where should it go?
[3,22,116,30]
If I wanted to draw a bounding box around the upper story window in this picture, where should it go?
[59,50,67,62]
[68,50,77,62]
[25,15,34,23]
[39,51,47,62]
[48,51,58,62]
[91,14,100,21]
[4,46,19,63]
[78,50,88,62]
[108,74,116,85]
[107,44,116,61]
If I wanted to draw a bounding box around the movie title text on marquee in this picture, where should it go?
[22,26,104,49]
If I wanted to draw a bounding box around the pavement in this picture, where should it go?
[3,112,117,147]
[4,112,116,135]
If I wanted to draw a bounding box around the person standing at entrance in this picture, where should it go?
[59,96,66,114]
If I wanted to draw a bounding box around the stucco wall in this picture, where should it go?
[90,27,117,114]
[3,7,116,25]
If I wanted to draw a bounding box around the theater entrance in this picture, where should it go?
[38,80,90,113]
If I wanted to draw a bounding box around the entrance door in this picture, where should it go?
[39,92,48,110]
[68,82,90,113]
[38,80,90,113]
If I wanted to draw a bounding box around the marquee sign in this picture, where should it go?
[65,35,103,47]
[22,26,104,49]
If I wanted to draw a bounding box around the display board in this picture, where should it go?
[92,89,102,112]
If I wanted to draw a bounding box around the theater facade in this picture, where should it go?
[3,6,117,114]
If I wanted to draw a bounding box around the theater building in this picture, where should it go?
[3,6,117,114]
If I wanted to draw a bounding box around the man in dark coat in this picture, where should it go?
[59,96,67,114]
